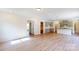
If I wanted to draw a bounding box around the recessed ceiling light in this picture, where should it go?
[36,8,41,11]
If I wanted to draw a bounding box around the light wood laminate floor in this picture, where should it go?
[0,33,79,51]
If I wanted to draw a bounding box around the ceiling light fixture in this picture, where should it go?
[36,8,41,11]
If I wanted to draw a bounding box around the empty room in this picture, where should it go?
[1,8,79,51]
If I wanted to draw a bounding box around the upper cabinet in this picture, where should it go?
[59,20,73,29]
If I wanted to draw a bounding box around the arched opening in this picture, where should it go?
[26,20,34,36]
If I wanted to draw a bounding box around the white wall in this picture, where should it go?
[0,12,28,42]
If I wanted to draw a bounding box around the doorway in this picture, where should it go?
[26,22,34,36]
[55,24,57,33]
[40,22,44,34]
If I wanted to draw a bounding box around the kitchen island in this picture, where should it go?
[57,28,73,35]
